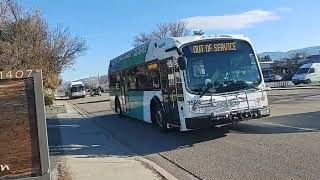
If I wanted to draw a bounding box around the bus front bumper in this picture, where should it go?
[185,106,270,129]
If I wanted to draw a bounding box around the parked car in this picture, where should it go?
[282,73,295,81]
[90,88,102,96]
[292,63,320,85]
[264,74,283,82]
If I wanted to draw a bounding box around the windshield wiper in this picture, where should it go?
[192,80,258,95]
[191,82,215,97]
[215,80,258,93]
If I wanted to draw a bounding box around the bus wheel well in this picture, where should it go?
[150,96,162,124]
[150,96,161,108]
[115,96,121,114]
[115,96,119,105]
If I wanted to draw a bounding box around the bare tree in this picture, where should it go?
[291,52,306,60]
[0,0,87,89]
[133,33,155,47]
[133,20,190,47]
[169,21,190,37]
[48,26,87,73]
[152,23,170,38]
[0,0,9,21]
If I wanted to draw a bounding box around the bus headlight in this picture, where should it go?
[190,106,205,113]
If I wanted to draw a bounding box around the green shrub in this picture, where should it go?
[44,94,55,106]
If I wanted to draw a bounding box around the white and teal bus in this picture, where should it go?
[68,81,86,99]
[108,35,270,131]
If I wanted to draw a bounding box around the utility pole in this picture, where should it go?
[98,73,100,87]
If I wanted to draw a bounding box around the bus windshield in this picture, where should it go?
[71,85,84,93]
[182,40,261,94]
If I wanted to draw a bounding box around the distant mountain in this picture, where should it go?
[77,74,108,85]
[258,46,320,61]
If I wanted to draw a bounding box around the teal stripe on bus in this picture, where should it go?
[120,53,146,70]
[123,91,144,120]
[109,50,148,73]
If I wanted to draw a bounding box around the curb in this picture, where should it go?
[136,157,178,180]
[67,101,178,180]
[67,102,93,118]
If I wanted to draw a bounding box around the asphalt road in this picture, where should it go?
[56,89,320,180]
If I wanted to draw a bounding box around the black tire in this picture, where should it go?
[306,79,312,84]
[115,97,122,115]
[293,82,300,85]
[151,103,168,131]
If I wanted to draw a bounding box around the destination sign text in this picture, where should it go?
[192,42,237,54]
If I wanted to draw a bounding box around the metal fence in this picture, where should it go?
[265,81,294,88]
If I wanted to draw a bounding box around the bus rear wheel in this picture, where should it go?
[151,104,168,131]
[115,97,122,115]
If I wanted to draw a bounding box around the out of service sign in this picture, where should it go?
[0,70,50,179]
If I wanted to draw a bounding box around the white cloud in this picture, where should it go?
[275,7,292,12]
[182,9,281,30]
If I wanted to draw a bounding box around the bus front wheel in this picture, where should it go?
[151,103,168,131]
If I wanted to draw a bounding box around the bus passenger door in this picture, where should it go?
[159,58,182,126]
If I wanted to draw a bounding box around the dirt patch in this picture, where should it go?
[51,156,72,180]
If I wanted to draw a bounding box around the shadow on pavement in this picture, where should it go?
[47,114,229,157]
[76,99,110,105]
[47,117,134,158]
[267,88,320,103]
[232,111,320,134]
[47,110,320,158]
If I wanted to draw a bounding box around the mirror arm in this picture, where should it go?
[165,46,186,70]
[165,46,183,56]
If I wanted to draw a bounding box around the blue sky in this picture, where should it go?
[22,0,320,81]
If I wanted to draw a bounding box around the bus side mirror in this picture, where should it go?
[178,57,186,70]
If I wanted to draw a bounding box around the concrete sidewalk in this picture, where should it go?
[48,100,170,180]
[65,155,164,180]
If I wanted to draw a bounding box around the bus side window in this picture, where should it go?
[168,74,175,86]
[109,74,120,90]
[148,62,160,89]
[151,71,160,89]
[133,63,161,90]
[175,72,181,83]
[109,75,116,88]
[128,69,137,90]
[134,65,147,90]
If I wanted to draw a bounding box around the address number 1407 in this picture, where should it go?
[0,70,34,80]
